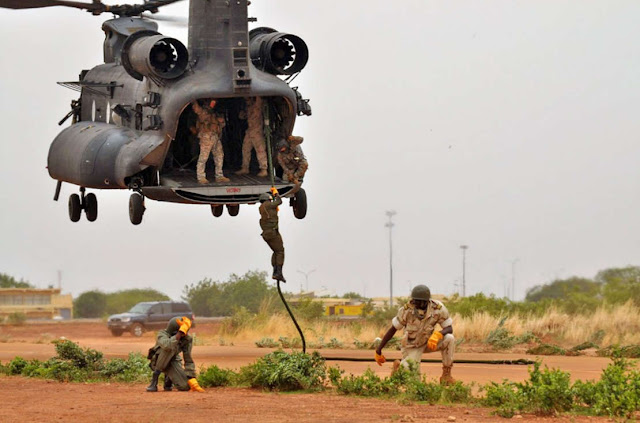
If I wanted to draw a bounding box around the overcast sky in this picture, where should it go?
[0,0,638,302]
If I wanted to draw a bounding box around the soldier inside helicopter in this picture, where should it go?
[162,96,291,186]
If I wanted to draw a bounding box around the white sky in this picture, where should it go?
[0,0,638,302]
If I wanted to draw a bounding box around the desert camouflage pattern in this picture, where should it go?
[237,97,268,176]
[192,101,227,182]
[277,136,308,184]
[392,299,455,370]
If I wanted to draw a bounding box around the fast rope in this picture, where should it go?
[264,102,306,354]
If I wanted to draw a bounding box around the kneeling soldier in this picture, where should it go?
[374,284,456,384]
[147,316,205,392]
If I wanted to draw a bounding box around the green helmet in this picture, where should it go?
[165,316,182,336]
[411,285,431,301]
[258,193,272,202]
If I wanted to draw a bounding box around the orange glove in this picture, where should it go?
[176,316,192,335]
[188,378,205,392]
[427,331,443,351]
[270,186,279,196]
[374,351,386,366]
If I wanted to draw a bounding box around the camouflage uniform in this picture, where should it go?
[147,317,196,391]
[193,101,228,183]
[277,136,308,184]
[237,97,268,177]
[391,299,455,370]
[259,195,284,267]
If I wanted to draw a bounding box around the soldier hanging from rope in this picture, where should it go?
[258,187,286,282]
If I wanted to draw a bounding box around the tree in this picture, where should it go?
[73,290,107,318]
[525,277,600,302]
[0,273,34,288]
[597,266,640,306]
[343,291,363,300]
[182,278,223,317]
[105,288,170,314]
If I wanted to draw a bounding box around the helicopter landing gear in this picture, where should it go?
[129,192,145,225]
[226,204,240,216]
[290,188,307,219]
[211,204,224,217]
[68,187,98,223]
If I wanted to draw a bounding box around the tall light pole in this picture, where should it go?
[297,269,316,292]
[460,245,468,297]
[385,210,397,308]
[510,259,519,301]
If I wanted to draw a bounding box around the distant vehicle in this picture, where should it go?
[107,301,194,337]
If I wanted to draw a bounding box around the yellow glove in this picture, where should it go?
[427,331,443,351]
[188,378,205,393]
[270,186,279,195]
[374,351,386,366]
[176,316,192,335]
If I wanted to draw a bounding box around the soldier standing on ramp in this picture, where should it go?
[259,188,286,282]
[236,97,268,177]
[146,316,205,392]
[192,99,229,183]
[374,284,456,384]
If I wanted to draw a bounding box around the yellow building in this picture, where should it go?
[0,288,73,320]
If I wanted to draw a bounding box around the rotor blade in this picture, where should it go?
[141,12,186,26]
[0,0,95,10]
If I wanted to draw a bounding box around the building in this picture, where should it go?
[0,288,73,320]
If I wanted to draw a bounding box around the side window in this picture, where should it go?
[173,303,190,313]
[162,303,172,314]
[149,304,162,315]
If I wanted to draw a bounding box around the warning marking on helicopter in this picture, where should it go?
[226,188,241,193]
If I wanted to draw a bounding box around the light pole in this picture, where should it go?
[385,210,397,307]
[297,269,316,292]
[510,259,519,301]
[460,245,468,297]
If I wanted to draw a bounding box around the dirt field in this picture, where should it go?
[0,321,626,422]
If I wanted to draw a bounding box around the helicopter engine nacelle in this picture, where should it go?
[121,30,189,81]
[249,27,309,76]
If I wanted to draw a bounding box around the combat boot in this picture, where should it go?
[215,175,230,183]
[272,265,286,283]
[235,168,249,175]
[163,376,173,391]
[440,365,456,385]
[146,371,160,392]
[257,169,268,177]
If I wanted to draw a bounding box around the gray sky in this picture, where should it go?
[0,0,638,302]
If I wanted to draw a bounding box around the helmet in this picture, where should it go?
[258,193,272,202]
[276,138,288,152]
[165,316,182,336]
[411,285,431,301]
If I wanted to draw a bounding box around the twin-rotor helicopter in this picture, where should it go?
[1,0,311,224]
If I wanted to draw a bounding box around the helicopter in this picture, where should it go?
[0,0,311,224]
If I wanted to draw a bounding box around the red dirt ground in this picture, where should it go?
[0,321,631,422]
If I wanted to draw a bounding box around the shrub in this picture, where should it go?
[238,350,326,391]
[278,336,302,349]
[255,337,279,348]
[198,364,236,387]
[526,343,567,356]
[292,298,325,321]
[53,339,103,370]
[99,353,150,382]
[6,312,26,325]
[326,338,343,349]
[8,356,27,375]
[405,378,443,404]
[442,381,473,403]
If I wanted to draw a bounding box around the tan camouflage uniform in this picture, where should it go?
[237,97,268,177]
[391,299,455,371]
[277,136,308,184]
[193,101,228,183]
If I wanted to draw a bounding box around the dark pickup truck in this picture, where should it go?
[107,301,195,337]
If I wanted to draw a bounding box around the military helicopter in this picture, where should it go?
[0,0,311,224]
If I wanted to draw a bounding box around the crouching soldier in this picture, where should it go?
[147,316,205,392]
[276,135,308,185]
[374,285,456,384]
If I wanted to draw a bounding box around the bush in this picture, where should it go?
[6,312,26,325]
[7,356,27,375]
[198,364,236,387]
[73,290,107,318]
[99,353,150,382]
[405,378,443,404]
[255,337,279,348]
[238,350,326,391]
[53,339,103,370]
[292,298,325,321]
[526,343,567,356]
[442,381,473,403]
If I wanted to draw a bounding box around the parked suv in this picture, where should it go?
[107,301,195,337]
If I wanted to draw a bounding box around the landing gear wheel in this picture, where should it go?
[226,204,239,216]
[68,194,81,222]
[130,323,144,337]
[291,188,307,219]
[129,193,145,225]
[84,193,98,222]
[211,204,223,217]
